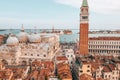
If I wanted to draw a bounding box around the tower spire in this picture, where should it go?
[79,0,89,55]
[82,0,88,7]
[21,24,24,32]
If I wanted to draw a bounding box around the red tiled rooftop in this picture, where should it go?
[80,74,94,80]
[32,60,54,70]
[96,78,106,80]
[40,68,52,76]
[108,64,116,70]
[56,56,68,61]
[91,62,101,72]
[103,66,111,72]
[32,70,39,78]
[57,63,69,69]
[60,73,72,79]
[0,69,13,79]
[28,61,55,79]
[57,63,72,80]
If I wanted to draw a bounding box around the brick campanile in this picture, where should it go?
[79,0,89,55]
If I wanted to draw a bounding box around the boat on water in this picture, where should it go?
[63,30,72,35]
[40,27,64,35]
[40,30,51,33]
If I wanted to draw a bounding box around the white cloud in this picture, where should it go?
[55,0,120,14]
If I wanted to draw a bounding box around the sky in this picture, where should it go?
[0,0,120,30]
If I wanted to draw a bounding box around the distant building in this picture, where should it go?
[79,62,92,76]
[0,35,4,45]
[62,49,76,67]
[79,0,89,55]
[0,27,60,65]
[55,55,72,80]
[89,37,120,56]
[56,49,76,67]
[95,64,119,80]
[73,57,92,79]
[73,55,120,80]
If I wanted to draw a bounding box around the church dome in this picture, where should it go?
[6,35,19,46]
[17,25,28,43]
[17,32,28,42]
[28,33,41,43]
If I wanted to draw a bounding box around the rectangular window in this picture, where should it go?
[87,70,90,72]
[67,55,69,57]
[82,16,88,19]
[87,65,90,68]
[44,55,46,57]
[113,77,114,79]
[105,75,107,78]
[80,70,83,73]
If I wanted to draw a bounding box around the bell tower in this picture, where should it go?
[79,0,89,55]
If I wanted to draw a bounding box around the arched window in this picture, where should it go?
[31,78,34,80]
[86,8,88,12]
[44,54,46,57]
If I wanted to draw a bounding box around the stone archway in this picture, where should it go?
[21,60,27,66]
[1,59,8,65]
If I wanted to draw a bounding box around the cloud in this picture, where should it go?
[55,0,120,14]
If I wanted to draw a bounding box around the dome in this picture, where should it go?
[17,32,28,42]
[6,36,19,46]
[28,33,41,43]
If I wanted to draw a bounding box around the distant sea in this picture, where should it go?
[0,29,120,43]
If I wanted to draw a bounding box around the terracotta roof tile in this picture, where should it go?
[57,63,72,80]
[96,78,105,80]
[80,74,94,80]
[56,56,68,61]
[103,66,111,72]
[0,69,13,79]
[29,61,55,79]
[108,64,116,70]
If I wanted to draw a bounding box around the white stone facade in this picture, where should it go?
[89,37,120,56]
[96,66,119,80]
[0,32,60,65]
[79,63,92,76]
[62,49,75,67]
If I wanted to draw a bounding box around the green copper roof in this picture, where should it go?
[82,0,88,7]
